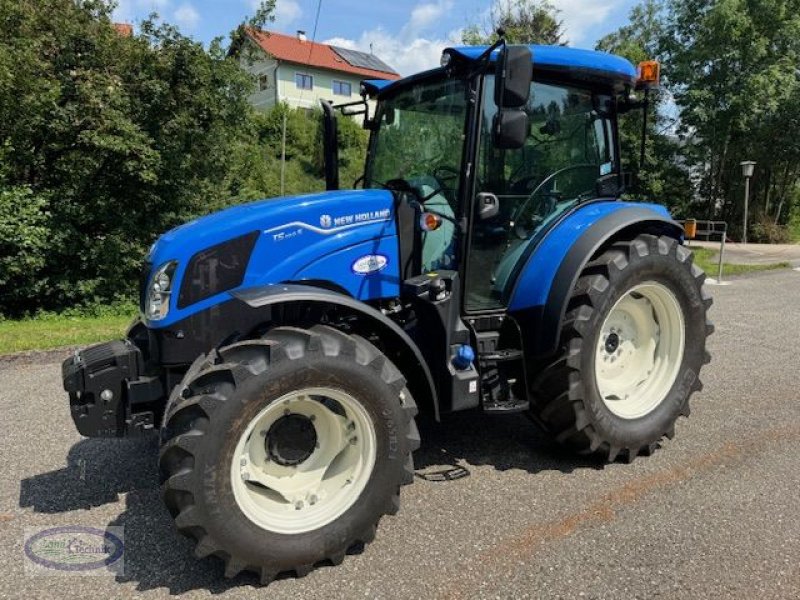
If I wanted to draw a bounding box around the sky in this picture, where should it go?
[113,0,639,76]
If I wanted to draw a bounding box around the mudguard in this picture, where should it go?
[232,284,440,419]
[507,202,683,357]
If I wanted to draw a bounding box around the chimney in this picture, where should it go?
[297,30,307,43]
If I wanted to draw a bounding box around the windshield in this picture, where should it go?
[366,76,468,271]
[367,77,468,206]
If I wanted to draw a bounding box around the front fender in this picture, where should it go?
[507,202,683,357]
[233,284,440,420]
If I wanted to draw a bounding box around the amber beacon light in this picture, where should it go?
[638,60,661,86]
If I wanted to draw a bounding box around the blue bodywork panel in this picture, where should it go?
[508,201,673,311]
[448,45,637,82]
[363,45,637,98]
[146,189,399,328]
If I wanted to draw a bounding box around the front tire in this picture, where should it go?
[159,325,419,583]
[531,234,713,462]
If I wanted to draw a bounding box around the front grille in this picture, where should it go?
[177,231,259,309]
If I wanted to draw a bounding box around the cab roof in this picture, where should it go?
[363,45,638,97]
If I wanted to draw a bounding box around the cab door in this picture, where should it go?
[463,75,618,312]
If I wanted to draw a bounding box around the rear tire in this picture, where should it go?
[530,234,713,462]
[159,325,419,583]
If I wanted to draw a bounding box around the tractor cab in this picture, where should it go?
[328,43,644,310]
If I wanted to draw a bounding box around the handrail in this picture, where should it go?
[676,219,728,284]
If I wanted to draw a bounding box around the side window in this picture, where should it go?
[295,73,313,90]
[464,76,617,311]
[258,73,269,91]
[332,80,352,96]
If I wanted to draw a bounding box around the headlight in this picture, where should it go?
[145,261,177,321]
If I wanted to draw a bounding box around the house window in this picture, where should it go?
[332,80,352,96]
[258,73,269,91]
[295,73,313,90]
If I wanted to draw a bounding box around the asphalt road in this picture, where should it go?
[2,269,800,599]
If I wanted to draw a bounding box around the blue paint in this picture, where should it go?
[297,240,399,298]
[146,189,399,328]
[448,45,638,81]
[508,201,672,311]
[364,45,637,98]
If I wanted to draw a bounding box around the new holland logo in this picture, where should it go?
[320,214,332,229]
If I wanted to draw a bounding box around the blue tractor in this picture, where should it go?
[62,41,712,582]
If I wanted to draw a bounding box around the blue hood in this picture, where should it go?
[147,189,400,327]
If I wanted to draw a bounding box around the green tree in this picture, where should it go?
[0,187,50,311]
[661,0,800,235]
[0,0,260,315]
[462,0,564,45]
[596,0,695,216]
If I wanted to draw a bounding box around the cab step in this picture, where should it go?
[478,349,524,363]
[483,397,530,414]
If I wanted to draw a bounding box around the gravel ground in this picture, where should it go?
[2,269,799,599]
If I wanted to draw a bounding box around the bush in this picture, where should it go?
[0,3,368,318]
[750,215,792,244]
[0,187,50,313]
[0,1,255,317]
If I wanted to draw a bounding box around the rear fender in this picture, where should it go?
[508,203,683,358]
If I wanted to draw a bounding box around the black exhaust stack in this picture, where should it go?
[320,100,339,191]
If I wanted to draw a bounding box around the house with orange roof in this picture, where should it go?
[235,29,400,112]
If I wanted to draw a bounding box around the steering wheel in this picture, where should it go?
[433,165,460,185]
[510,164,598,240]
[421,165,458,204]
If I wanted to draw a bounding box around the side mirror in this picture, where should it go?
[494,45,533,109]
[492,110,528,150]
[477,192,500,220]
[493,45,532,150]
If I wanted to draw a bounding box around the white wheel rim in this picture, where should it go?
[595,282,685,420]
[230,387,377,535]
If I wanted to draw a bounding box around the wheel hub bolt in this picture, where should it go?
[350,437,358,445]
[295,501,304,510]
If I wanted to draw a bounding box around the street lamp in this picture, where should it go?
[740,161,756,244]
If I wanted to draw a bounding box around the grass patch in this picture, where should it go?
[0,308,136,355]
[690,247,790,277]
